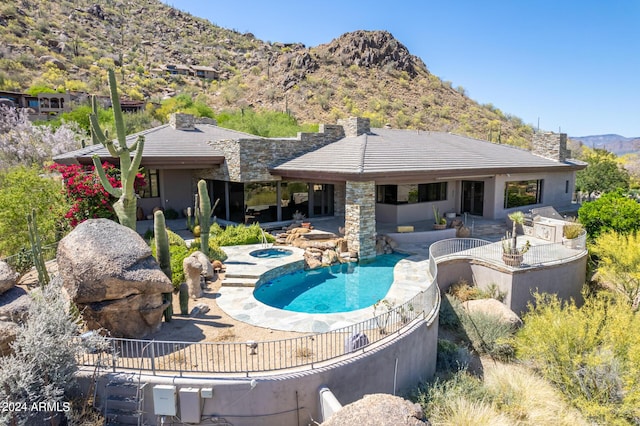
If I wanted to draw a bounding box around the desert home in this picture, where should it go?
[54,114,585,259]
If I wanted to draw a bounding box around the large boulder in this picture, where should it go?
[56,219,173,338]
[321,393,429,426]
[0,261,18,295]
[0,286,31,356]
[462,298,522,328]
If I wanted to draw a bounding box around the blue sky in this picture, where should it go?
[163,1,640,137]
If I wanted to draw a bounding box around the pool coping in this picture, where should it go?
[217,244,433,333]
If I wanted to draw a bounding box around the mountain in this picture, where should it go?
[0,0,533,146]
[571,134,640,156]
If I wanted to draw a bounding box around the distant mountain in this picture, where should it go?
[571,134,640,156]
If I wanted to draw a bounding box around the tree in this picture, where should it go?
[578,191,640,238]
[0,166,69,256]
[0,106,82,170]
[576,148,629,200]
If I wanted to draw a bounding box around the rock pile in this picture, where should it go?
[274,226,357,269]
[376,235,398,255]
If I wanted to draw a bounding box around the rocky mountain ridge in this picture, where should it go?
[571,134,640,156]
[0,0,533,146]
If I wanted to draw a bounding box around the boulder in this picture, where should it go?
[56,219,173,338]
[190,251,214,279]
[183,255,203,299]
[462,298,522,328]
[0,286,31,356]
[0,261,18,295]
[321,393,429,426]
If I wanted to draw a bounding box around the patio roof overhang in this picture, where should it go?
[59,154,226,169]
[269,163,586,183]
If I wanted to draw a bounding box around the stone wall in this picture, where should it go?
[532,132,570,162]
[337,117,370,137]
[345,181,376,259]
[334,182,346,215]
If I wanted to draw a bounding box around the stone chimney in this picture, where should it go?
[169,113,195,130]
[337,117,370,137]
[531,132,570,162]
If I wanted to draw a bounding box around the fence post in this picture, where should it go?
[150,342,156,375]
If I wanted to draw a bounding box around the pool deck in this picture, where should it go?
[216,244,433,333]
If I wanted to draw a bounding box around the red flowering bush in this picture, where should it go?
[49,162,146,227]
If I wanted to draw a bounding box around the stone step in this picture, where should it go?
[224,271,261,279]
[222,277,259,287]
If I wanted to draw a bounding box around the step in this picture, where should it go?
[105,395,140,411]
[106,408,143,425]
[224,271,262,279]
[105,381,139,397]
[221,277,259,287]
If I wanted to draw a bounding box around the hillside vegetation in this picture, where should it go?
[1,0,533,146]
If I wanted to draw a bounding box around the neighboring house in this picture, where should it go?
[0,90,70,118]
[190,65,219,80]
[54,114,585,258]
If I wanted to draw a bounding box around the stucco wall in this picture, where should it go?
[492,171,576,219]
[436,254,587,315]
[84,313,438,426]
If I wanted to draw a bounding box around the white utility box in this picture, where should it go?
[201,387,214,399]
[152,385,177,416]
[179,387,201,423]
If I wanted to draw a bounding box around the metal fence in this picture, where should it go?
[78,266,439,375]
[430,231,587,268]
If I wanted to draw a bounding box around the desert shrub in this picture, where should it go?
[515,293,640,424]
[151,230,189,289]
[459,310,516,361]
[0,277,108,425]
[210,223,275,246]
[436,339,470,373]
[448,279,507,302]
[214,108,318,137]
[438,294,461,328]
[591,230,640,310]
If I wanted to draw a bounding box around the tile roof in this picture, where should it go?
[271,128,585,181]
[54,123,259,168]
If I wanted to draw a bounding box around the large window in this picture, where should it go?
[504,179,543,208]
[376,183,447,204]
[138,169,159,198]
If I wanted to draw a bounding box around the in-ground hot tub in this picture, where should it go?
[249,248,294,259]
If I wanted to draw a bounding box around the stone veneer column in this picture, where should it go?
[345,180,376,260]
[334,182,346,216]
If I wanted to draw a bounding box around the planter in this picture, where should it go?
[502,252,523,267]
[301,222,311,229]
[563,237,580,249]
[445,212,456,219]
[433,223,447,230]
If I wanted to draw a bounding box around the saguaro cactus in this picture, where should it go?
[26,209,49,287]
[154,210,173,322]
[197,180,212,258]
[90,68,144,231]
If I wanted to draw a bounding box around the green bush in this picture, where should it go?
[578,191,640,238]
[515,293,640,424]
[151,230,189,289]
[0,166,69,257]
[210,223,275,246]
[189,238,228,262]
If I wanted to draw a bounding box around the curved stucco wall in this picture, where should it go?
[436,254,587,314]
[83,307,439,426]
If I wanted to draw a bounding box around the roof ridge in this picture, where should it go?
[358,134,367,173]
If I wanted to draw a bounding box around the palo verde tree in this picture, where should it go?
[90,69,144,230]
[576,148,629,200]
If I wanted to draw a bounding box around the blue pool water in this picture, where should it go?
[249,248,293,259]
[253,254,406,313]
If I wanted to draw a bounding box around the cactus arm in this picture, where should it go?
[107,69,127,146]
[91,155,122,198]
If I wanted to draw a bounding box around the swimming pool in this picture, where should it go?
[249,248,293,259]
[253,254,406,313]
